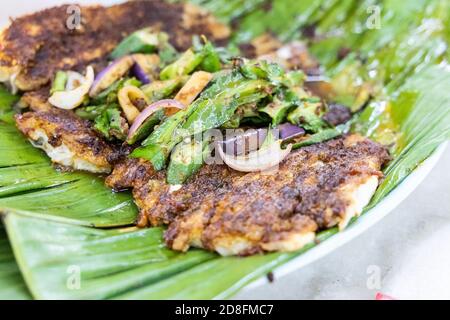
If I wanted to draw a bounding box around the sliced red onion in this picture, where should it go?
[131,54,160,85]
[48,66,94,110]
[89,56,134,97]
[65,71,85,90]
[131,63,151,85]
[217,140,292,172]
[127,99,186,140]
[322,103,352,126]
[220,123,305,156]
[278,123,306,140]
[222,128,267,156]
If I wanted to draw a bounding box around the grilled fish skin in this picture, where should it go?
[18,86,52,112]
[6,0,229,172]
[106,134,390,255]
[15,109,117,173]
[106,158,239,227]
[0,0,230,91]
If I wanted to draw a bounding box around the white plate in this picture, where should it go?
[0,0,124,25]
[1,0,447,296]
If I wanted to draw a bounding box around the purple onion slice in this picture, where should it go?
[131,54,160,85]
[127,99,186,141]
[217,140,292,173]
[278,123,306,140]
[131,63,151,85]
[89,56,134,97]
[220,123,305,156]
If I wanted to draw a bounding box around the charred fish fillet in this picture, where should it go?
[0,0,230,91]
[18,86,52,112]
[5,0,229,173]
[106,134,390,255]
[15,109,118,173]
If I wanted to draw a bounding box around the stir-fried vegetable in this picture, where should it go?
[217,128,292,172]
[93,77,141,105]
[159,49,205,80]
[48,66,94,110]
[287,98,327,132]
[219,123,305,156]
[110,28,168,59]
[43,31,352,182]
[50,71,68,94]
[89,56,135,97]
[132,70,273,170]
[196,39,222,73]
[167,137,210,185]
[181,79,270,134]
[94,105,129,141]
[173,71,213,107]
[292,128,342,149]
[129,54,346,175]
[259,90,298,125]
[131,54,160,84]
[160,39,222,80]
[141,77,187,102]
[75,104,110,121]
[117,86,150,123]
[126,99,186,145]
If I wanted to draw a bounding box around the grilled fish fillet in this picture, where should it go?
[5,0,229,172]
[15,109,118,173]
[240,33,321,75]
[106,134,390,255]
[18,86,52,111]
[0,0,230,91]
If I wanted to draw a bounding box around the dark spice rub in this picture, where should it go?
[6,0,230,173]
[0,0,230,91]
[15,109,118,173]
[106,134,390,255]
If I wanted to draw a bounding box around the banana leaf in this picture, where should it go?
[0,177,138,227]
[0,222,30,299]
[0,124,47,167]
[0,91,138,227]
[1,0,450,300]
[0,84,18,124]
[3,211,216,299]
[359,66,450,206]
[4,63,449,299]
[4,209,339,299]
